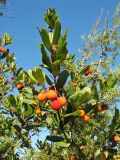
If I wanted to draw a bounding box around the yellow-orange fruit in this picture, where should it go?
[28,139,31,144]
[114,135,119,142]
[98,105,103,112]
[35,109,41,115]
[58,96,67,106]
[16,83,24,90]
[0,46,5,52]
[13,128,17,133]
[46,90,57,100]
[37,92,47,102]
[83,114,90,122]
[79,109,85,117]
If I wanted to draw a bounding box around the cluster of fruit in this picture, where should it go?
[98,104,109,112]
[37,89,67,111]
[84,68,93,76]
[0,46,6,52]
[79,109,90,122]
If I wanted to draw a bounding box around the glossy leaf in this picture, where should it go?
[39,43,52,71]
[52,60,60,76]
[79,66,90,75]
[38,28,52,52]
[56,28,68,60]
[46,135,64,142]
[56,141,70,147]
[52,19,61,45]
[56,70,69,89]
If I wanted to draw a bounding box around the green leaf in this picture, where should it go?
[27,70,37,82]
[7,94,16,107]
[46,116,53,125]
[115,108,119,121]
[56,141,70,147]
[52,60,61,76]
[21,98,37,105]
[51,114,60,127]
[38,28,52,52]
[28,68,46,84]
[64,110,80,118]
[107,75,117,88]
[56,28,68,60]
[92,86,99,100]
[94,149,100,158]
[39,43,52,71]
[46,135,64,142]
[69,87,91,103]
[3,32,13,45]
[45,75,53,85]
[87,99,97,105]
[32,68,46,84]
[52,19,61,45]
[0,49,9,59]
[56,70,69,89]
[79,66,90,75]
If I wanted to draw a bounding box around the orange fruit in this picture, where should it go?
[37,91,47,102]
[51,99,62,110]
[16,83,24,90]
[114,135,119,142]
[35,109,41,115]
[46,90,57,100]
[98,105,103,112]
[0,46,5,52]
[58,96,67,106]
[69,155,75,160]
[83,114,90,122]
[79,109,85,117]
[88,68,93,73]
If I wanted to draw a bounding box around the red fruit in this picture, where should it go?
[114,135,119,142]
[98,105,103,112]
[37,92,47,102]
[58,96,67,106]
[11,76,15,80]
[0,46,5,52]
[47,90,57,100]
[84,70,89,76]
[51,99,62,110]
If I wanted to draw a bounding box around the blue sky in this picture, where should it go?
[0,0,119,70]
[0,0,120,148]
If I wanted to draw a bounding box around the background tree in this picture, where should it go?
[0,4,120,160]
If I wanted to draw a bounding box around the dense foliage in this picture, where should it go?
[0,4,120,160]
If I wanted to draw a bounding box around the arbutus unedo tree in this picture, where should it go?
[0,4,120,160]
